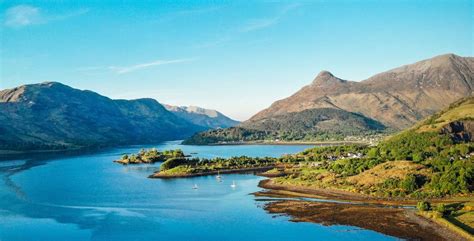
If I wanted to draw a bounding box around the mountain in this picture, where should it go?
[164,105,239,129]
[184,54,474,145]
[251,53,474,129]
[264,96,474,200]
[183,108,386,145]
[0,82,205,152]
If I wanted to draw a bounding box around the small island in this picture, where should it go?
[150,156,277,178]
[115,148,278,177]
[114,148,186,165]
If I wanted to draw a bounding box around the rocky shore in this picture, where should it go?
[256,179,473,241]
[263,200,469,241]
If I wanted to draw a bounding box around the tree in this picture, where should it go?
[412,152,423,162]
[160,157,188,171]
[436,204,448,216]
[401,174,418,193]
[367,148,380,159]
[417,201,431,211]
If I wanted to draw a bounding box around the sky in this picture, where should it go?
[1,0,472,121]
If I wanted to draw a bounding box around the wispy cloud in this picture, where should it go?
[77,58,196,75]
[239,3,301,33]
[4,4,89,28]
[240,17,280,32]
[111,59,195,74]
[197,3,302,47]
[4,5,41,27]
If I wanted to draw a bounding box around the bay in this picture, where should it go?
[0,141,397,241]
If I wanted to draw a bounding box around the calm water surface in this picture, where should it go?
[0,141,399,241]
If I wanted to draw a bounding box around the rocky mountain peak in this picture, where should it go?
[433,53,459,61]
[247,53,473,130]
[317,70,334,78]
[312,71,346,86]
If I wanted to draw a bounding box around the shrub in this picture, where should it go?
[160,158,189,171]
[401,174,419,193]
[417,201,431,211]
[436,204,449,216]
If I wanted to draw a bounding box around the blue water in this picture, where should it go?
[0,141,398,241]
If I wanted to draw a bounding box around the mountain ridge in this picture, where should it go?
[250,53,474,128]
[184,53,474,145]
[0,82,206,151]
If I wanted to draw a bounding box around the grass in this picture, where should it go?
[273,167,355,191]
[159,165,193,175]
[417,99,474,132]
[418,211,474,240]
[274,161,434,196]
[451,211,474,234]
[264,168,282,174]
[300,166,328,176]
[347,161,431,188]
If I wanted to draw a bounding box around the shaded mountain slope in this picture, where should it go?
[0,82,204,151]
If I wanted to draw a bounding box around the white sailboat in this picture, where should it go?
[192,184,198,189]
[230,181,236,188]
[216,171,222,180]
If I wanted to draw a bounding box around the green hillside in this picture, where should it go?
[415,97,474,132]
[163,97,474,199]
[275,96,474,198]
[183,108,387,145]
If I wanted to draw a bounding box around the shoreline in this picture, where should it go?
[262,200,470,241]
[0,140,364,156]
[257,179,474,241]
[257,179,474,206]
[149,166,275,178]
[257,179,419,205]
[0,147,84,155]
[186,140,371,146]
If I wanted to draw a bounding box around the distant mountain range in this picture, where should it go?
[0,82,233,152]
[2,53,472,150]
[184,54,474,144]
[164,105,239,129]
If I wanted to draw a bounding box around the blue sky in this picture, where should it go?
[1,0,472,120]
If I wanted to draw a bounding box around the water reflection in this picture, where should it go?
[0,143,398,241]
